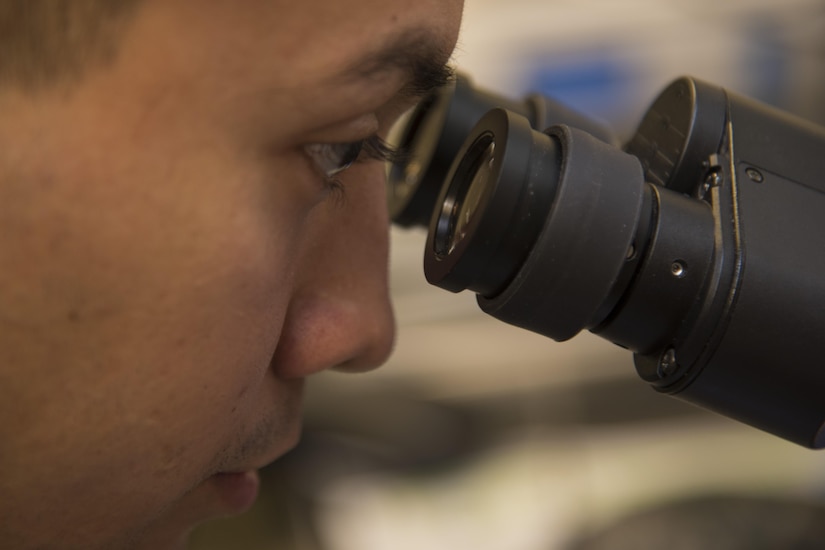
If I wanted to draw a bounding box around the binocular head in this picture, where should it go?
[387,74,825,449]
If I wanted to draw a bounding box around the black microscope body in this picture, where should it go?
[390,75,825,448]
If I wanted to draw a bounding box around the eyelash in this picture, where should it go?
[304,136,402,199]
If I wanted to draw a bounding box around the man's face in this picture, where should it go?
[0,0,463,548]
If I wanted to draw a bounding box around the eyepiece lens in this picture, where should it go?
[452,142,494,250]
[434,134,496,258]
[389,157,421,204]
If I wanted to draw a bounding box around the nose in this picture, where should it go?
[271,164,396,378]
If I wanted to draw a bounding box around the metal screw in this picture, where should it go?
[671,261,686,278]
[658,348,679,378]
[745,167,764,183]
[699,170,723,198]
[707,171,724,187]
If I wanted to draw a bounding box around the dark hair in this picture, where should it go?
[0,0,141,91]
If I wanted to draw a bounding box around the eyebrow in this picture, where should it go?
[338,29,456,100]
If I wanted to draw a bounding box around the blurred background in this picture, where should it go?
[191,0,825,548]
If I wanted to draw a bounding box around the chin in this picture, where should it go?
[127,529,192,550]
[126,473,255,550]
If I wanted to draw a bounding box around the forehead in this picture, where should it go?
[126,0,463,116]
[140,0,461,80]
[93,0,463,147]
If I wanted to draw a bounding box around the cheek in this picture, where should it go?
[98,157,311,451]
[0,145,314,543]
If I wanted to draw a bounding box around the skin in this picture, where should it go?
[0,1,463,549]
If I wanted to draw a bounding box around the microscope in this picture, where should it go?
[388,73,825,449]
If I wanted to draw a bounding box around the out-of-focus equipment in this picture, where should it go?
[387,73,617,227]
[393,75,825,448]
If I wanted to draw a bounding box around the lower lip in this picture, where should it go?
[210,470,260,514]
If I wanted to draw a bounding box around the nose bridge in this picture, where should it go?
[273,166,396,378]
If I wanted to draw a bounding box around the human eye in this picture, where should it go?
[304,136,401,197]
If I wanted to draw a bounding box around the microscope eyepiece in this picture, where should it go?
[424,108,562,298]
[388,73,617,229]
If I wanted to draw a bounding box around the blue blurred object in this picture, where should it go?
[523,48,640,133]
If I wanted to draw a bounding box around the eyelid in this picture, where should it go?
[300,108,410,199]
[302,114,380,145]
[304,135,402,179]
[304,141,364,178]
